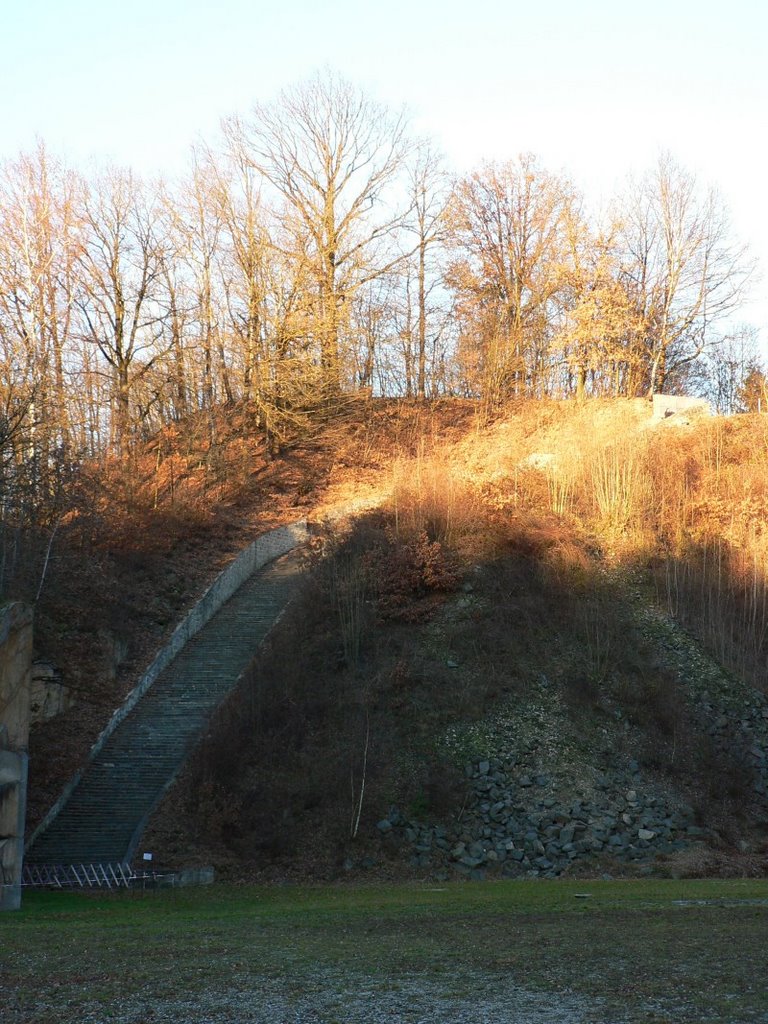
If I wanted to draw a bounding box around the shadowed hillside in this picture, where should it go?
[23,398,476,831]
[121,397,768,882]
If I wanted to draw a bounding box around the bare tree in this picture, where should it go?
[446,155,577,405]
[210,143,326,448]
[402,142,452,398]
[703,325,763,413]
[155,213,192,422]
[0,143,80,457]
[75,167,168,452]
[210,148,269,405]
[350,274,399,392]
[171,155,231,410]
[617,153,754,396]
[225,71,412,394]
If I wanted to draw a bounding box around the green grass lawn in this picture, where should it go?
[2,878,768,1023]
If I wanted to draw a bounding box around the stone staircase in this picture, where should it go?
[26,547,305,868]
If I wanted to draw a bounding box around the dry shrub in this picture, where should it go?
[87,456,216,555]
[663,536,768,688]
[643,430,701,550]
[659,530,768,692]
[323,397,480,472]
[389,453,481,549]
[325,545,373,669]
[690,733,757,824]
[312,513,461,647]
[371,527,460,623]
[588,436,652,536]
[177,516,466,869]
[631,413,768,694]
[615,670,688,751]
[183,582,357,861]
[611,663,757,826]
[521,404,768,699]
[545,457,581,516]
[476,518,609,687]
[576,592,617,688]
[482,400,656,546]
[538,529,595,584]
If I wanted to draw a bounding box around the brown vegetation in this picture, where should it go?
[14,392,768,880]
[23,398,476,829]
[138,397,768,879]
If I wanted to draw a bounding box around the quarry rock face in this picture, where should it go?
[29,662,70,724]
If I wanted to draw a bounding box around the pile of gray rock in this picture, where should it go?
[377,756,711,878]
[373,592,768,880]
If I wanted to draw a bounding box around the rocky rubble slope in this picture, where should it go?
[378,754,708,879]
[373,585,768,880]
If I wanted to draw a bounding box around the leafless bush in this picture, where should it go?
[590,438,651,536]
[328,547,371,669]
[659,536,768,694]
[390,453,480,548]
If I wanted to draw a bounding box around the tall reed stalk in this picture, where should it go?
[661,532,768,691]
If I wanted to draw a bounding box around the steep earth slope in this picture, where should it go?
[29,397,768,880]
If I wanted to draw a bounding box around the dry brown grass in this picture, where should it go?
[447,400,768,694]
[389,454,482,550]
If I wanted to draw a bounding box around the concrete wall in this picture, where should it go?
[27,521,308,854]
[0,602,33,911]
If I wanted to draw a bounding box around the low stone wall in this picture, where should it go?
[0,602,33,910]
[27,521,308,855]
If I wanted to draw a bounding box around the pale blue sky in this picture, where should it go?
[3,0,767,327]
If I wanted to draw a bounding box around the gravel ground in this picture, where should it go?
[7,970,601,1024]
